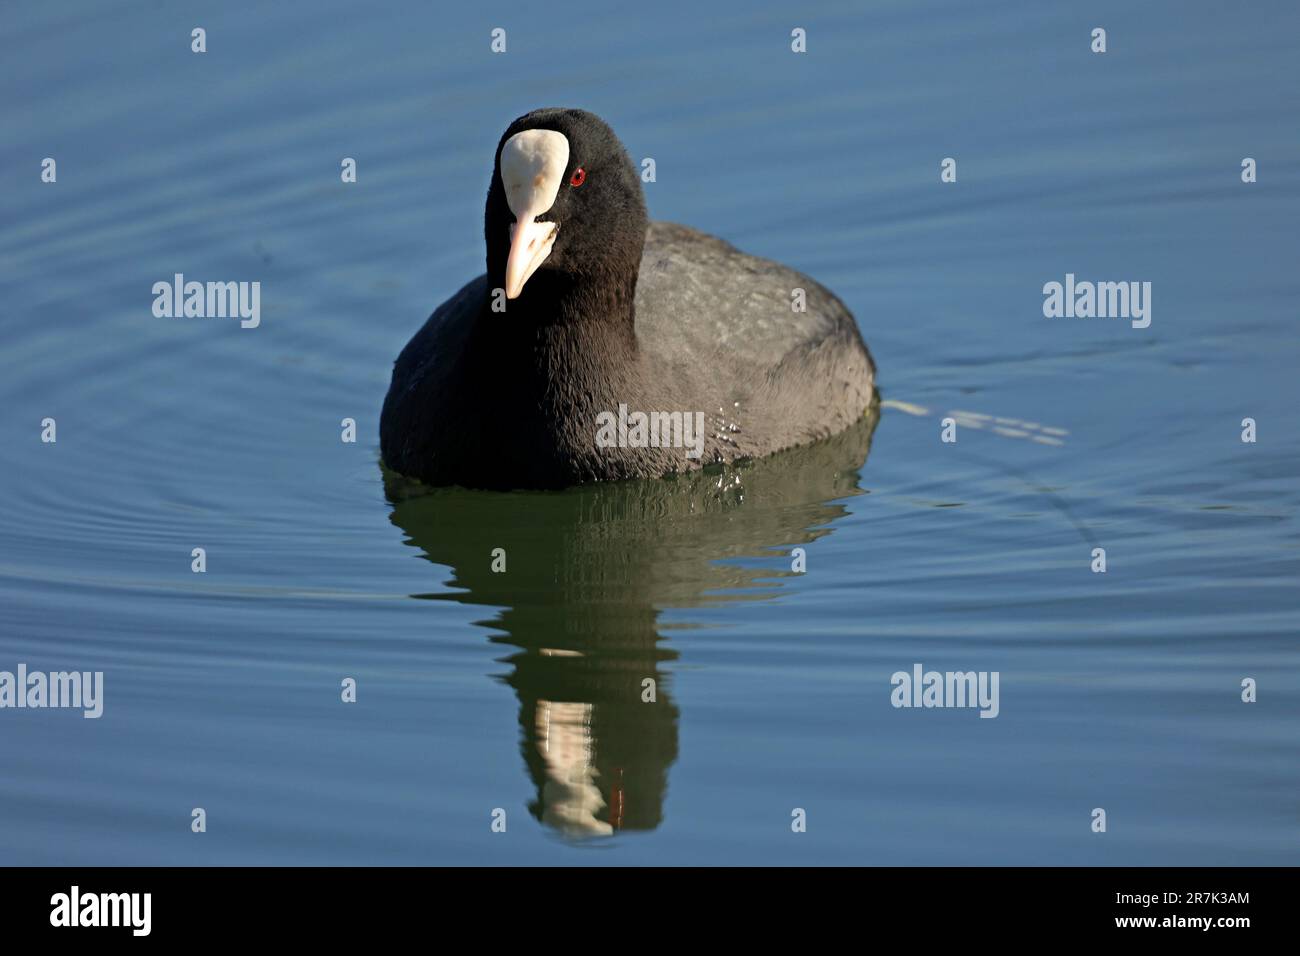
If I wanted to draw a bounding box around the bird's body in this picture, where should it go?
[380,110,876,490]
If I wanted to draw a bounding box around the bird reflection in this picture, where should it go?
[384,404,878,838]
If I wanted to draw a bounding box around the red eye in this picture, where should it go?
[569,167,586,187]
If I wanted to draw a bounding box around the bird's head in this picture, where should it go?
[485,108,648,301]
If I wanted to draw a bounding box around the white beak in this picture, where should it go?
[498,128,570,300]
[505,218,559,299]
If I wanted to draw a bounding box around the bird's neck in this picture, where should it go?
[480,266,641,371]
[463,268,649,470]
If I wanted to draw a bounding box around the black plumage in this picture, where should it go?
[380,108,876,490]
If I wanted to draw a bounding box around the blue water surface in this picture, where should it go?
[1,0,1297,864]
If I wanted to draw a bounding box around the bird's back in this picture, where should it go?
[633,222,876,459]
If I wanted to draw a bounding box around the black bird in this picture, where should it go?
[380,107,876,490]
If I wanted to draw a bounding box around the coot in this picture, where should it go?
[380,108,876,490]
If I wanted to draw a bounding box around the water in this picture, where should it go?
[2,0,1297,864]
